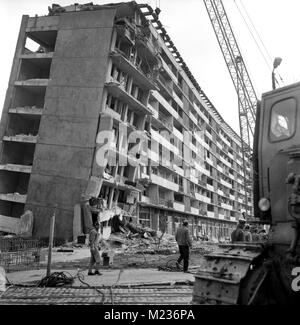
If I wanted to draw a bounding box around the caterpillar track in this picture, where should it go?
[192,243,264,305]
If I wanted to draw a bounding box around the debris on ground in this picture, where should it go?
[101,219,216,257]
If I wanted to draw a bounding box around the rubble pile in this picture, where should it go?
[103,218,216,256]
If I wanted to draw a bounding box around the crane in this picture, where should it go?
[203,0,258,218]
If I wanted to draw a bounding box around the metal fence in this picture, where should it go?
[0,237,41,272]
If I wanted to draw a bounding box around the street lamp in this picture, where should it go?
[272,57,282,90]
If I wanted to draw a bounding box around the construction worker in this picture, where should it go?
[258,229,268,242]
[231,218,246,242]
[243,224,252,242]
[88,221,102,276]
[251,227,260,241]
[175,220,192,273]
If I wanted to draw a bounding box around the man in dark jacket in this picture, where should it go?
[175,220,192,273]
[231,218,246,242]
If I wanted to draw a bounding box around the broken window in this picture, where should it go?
[24,30,57,53]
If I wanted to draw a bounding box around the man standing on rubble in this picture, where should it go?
[88,221,102,276]
[175,220,192,273]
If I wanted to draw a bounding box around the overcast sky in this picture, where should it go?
[1,0,300,133]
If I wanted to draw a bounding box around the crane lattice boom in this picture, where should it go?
[203,0,257,153]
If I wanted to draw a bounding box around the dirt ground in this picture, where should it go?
[48,249,208,272]
[3,241,216,274]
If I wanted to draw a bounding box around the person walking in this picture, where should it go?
[175,220,192,273]
[88,221,102,275]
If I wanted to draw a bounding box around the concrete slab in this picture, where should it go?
[6,268,194,287]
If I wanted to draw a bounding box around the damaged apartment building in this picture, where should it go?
[0,1,253,241]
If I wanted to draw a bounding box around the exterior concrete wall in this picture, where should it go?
[25,9,117,240]
[0,15,29,155]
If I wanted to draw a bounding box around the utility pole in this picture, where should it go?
[46,205,57,277]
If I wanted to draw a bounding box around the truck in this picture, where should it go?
[192,82,300,304]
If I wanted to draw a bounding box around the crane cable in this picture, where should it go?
[234,0,284,87]
[239,0,285,86]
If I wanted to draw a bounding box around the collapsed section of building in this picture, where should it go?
[0,2,253,241]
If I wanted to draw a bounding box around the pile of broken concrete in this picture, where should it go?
[102,218,215,256]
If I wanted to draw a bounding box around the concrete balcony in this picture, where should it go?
[219,214,225,220]
[148,149,159,164]
[173,165,184,177]
[15,79,49,88]
[229,173,235,180]
[139,173,150,183]
[191,207,199,215]
[20,52,53,60]
[221,203,232,210]
[141,195,150,204]
[0,164,32,174]
[150,110,173,133]
[207,211,215,219]
[207,184,214,192]
[230,194,235,200]
[240,189,246,195]
[228,152,234,160]
[236,159,243,167]
[173,201,185,212]
[220,179,232,189]
[3,135,38,144]
[216,141,223,150]
[230,216,236,222]
[150,129,178,155]
[173,127,183,142]
[158,113,173,131]
[105,81,151,115]
[206,157,213,166]
[189,111,198,125]
[219,134,231,147]
[102,106,122,121]
[193,102,202,117]
[136,32,161,63]
[195,193,211,204]
[150,174,179,192]
[220,156,231,168]
[236,178,244,185]
[217,165,223,173]
[217,189,224,196]
[190,142,197,154]
[172,91,184,109]
[205,130,213,141]
[190,173,198,185]
[0,193,27,204]
[161,58,178,84]
[110,50,158,91]
[197,108,209,124]
[148,104,159,119]
[9,107,43,115]
[151,91,178,119]
[197,137,210,151]
[197,165,210,177]
[158,198,167,207]
[157,74,173,95]
[106,146,141,168]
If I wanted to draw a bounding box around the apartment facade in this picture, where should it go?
[0,2,253,241]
